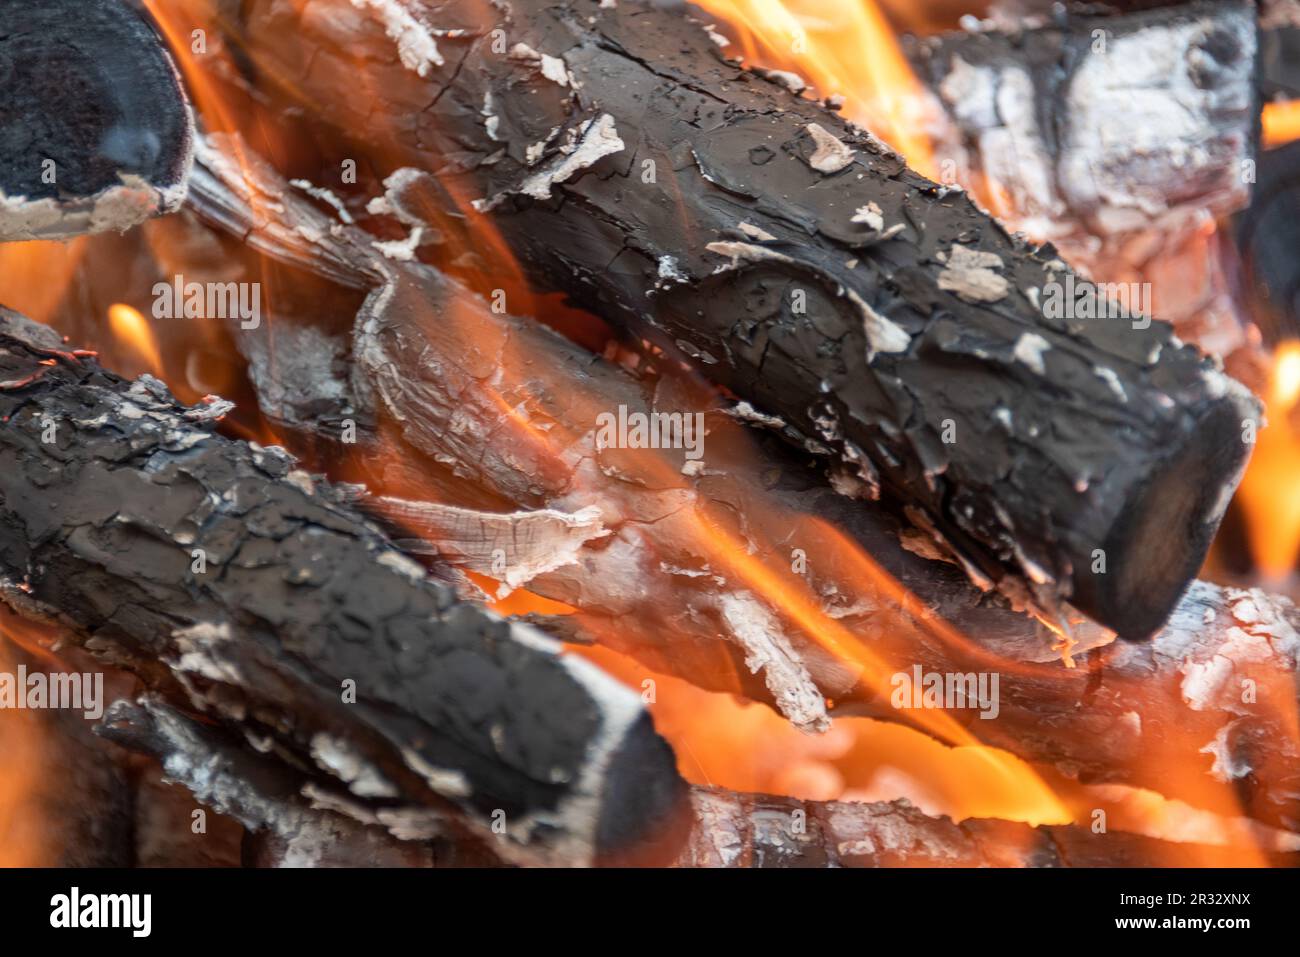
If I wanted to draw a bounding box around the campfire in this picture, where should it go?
[1,0,1299,871]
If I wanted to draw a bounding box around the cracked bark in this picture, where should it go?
[0,309,691,867]
[184,134,1300,830]
[210,0,1263,642]
[0,0,194,241]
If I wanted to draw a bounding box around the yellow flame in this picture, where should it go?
[692,0,938,176]
[107,304,165,377]
[1237,341,1300,579]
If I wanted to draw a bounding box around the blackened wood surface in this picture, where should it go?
[220,0,1260,640]
[0,0,193,240]
[183,134,1300,830]
[0,310,689,866]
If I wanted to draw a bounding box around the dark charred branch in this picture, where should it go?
[102,696,1300,867]
[183,135,1300,829]
[0,310,691,867]
[0,0,194,241]
[213,0,1260,641]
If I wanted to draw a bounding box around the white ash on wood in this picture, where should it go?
[212,0,1261,642]
[182,134,1300,830]
[0,0,194,241]
[0,310,690,867]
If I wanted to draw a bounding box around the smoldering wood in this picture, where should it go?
[100,695,442,868]
[215,0,1260,642]
[680,787,1300,867]
[103,696,1300,868]
[0,0,194,241]
[185,135,1300,829]
[906,1,1262,367]
[0,310,691,867]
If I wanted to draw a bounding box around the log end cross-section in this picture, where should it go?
[0,0,194,241]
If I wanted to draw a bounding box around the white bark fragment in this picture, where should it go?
[719,593,830,733]
[852,202,885,231]
[0,174,188,243]
[349,0,444,75]
[804,123,856,173]
[310,733,399,798]
[371,497,609,598]
[936,244,1010,303]
[1012,332,1050,375]
[508,43,573,87]
[473,114,625,211]
[766,70,807,94]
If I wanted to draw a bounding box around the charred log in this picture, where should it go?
[214,0,1260,641]
[1232,138,1300,344]
[0,309,691,867]
[184,135,1300,829]
[905,1,1262,368]
[0,0,194,241]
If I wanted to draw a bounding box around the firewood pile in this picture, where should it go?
[1,0,1298,870]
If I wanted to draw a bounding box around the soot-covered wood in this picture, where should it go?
[906,1,1262,369]
[218,0,1260,641]
[183,135,1300,829]
[0,0,194,241]
[0,311,690,866]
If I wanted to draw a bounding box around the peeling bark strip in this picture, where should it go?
[184,135,1300,827]
[0,0,194,241]
[100,697,1300,868]
[223,0,1260,640]
[0,311,690,866]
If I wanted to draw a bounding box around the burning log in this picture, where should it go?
[183,135,1300,829]
[101,694,1300,867]
[210,0,1261,641]
[905,0,1262,365]
[0,309,691,867]
[0,0,194,241]
[911,0,1257,237]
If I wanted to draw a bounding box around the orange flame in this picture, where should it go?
[0,618,50,867]
[1263,100,1300,150]
[128,0,1292,862]
[1237,341,1300,579]
[0,239,87,326]
[692,0,939,177]
[107,304,165,378]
